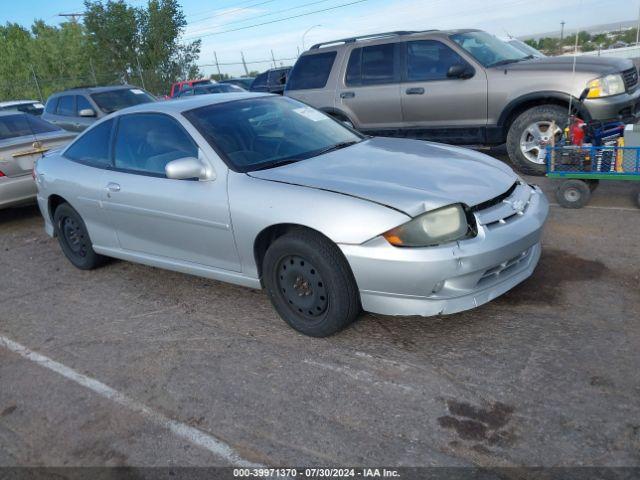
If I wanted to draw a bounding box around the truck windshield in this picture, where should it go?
[450,31,530,67]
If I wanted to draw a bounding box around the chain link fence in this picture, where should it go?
[0,51,299,103]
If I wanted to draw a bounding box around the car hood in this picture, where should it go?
[247,137,517,217]
[504,55,634,75]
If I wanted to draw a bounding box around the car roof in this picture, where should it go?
[0,100,40,107]
[111,92,272,116]
[307,29,480,51]
[50,85,142,96]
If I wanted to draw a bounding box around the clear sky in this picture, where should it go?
[2,0,638,76]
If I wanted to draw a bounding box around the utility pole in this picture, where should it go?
[213,51,221,78]
[30,65,43,103]
[560,20,565,44]
[58,13,85,22]
[240,51,249,76]
[636,3,640,46]
[89,58,98,86]
[271,50,277,69]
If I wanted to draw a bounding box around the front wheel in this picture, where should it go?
[53,203,106,270]
[506,105,567,176]
[262,229,360,337]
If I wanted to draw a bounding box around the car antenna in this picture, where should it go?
[566,17,581,127]
[22,111,42,149]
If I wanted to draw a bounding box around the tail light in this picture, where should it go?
[0,170,6,178]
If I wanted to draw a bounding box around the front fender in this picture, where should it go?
[228,172,409,278]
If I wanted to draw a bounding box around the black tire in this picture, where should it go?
[53,203,106,270]
[506,104,567,176]
[262,229,360,337]
[555,179,591,209]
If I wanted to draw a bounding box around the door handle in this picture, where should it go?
[405,87,425,95]
[106,182,121,193]
[340,91,355,99]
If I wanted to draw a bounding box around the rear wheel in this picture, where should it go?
[53,203,106,270]
[506,105,567,176]
[263,229,360,337]
[555,179,591,209]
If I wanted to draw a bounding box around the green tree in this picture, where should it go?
[84,0,140,85]
[83,0,201,95]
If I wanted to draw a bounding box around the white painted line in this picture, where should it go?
[0,335,262,467]
[549,203,639,212]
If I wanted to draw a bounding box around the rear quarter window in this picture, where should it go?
[286,52,337,90]
[64,119,114,167]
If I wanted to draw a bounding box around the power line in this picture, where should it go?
[186,0,276,26]
[187,0,332,36]
[183,0,271,21]
[185,0,370,40]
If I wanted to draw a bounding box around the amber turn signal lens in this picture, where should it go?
[383,231,404,246]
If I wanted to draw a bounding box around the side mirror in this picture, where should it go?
[78,108,96,117]
[447,64,474,79]
[165,157,210,180]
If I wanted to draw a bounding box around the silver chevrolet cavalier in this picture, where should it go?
[34,93,548,337]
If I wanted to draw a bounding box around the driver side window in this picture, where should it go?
[114,113,198,177]
[405,40,468,81]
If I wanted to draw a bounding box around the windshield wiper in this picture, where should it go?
[488,55,534,68]
[311,140,359,157]
[249,140,360,171]
[251,158,301,171]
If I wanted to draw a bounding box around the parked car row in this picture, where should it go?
[3,26,637,337]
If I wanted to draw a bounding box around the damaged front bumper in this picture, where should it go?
[339,185,549,317]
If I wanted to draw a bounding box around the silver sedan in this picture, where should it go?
[34,93,548,336]
[1,111,75,210]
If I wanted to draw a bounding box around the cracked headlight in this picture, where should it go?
[383,204,471,247]
[586,74,625,98]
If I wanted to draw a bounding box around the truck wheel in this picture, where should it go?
[555,179,591,209]
[506,105,567,176]
[263,229,360,337]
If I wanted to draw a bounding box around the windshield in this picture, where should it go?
[90,88,155,113]
[185,96,362,172]
[508,39,545,58]
[0,113,61,141]
[450,31,530,67]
